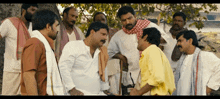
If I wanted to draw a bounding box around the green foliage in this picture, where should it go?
[59,3,218,32]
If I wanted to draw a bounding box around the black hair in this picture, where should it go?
[32,9,59,30]
[21,3,38,15]
[93,12,107,22]
[176,30,199,47]
[62,7,77,16]
[21,3,38,10]
[117,6,135,19]
[142,27,161,46]
[85,21,109,38]
[173,12,186,22]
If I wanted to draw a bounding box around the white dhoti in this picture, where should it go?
[2,71,21,95]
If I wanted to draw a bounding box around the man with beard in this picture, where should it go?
[108,6,170,95]
[21,9,64,95]
[164,12,188,73]
[55,7,85,61]
[0,3,38,95]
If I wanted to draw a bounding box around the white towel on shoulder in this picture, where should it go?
[31,30,65,95]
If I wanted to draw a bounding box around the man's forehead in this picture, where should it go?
[68,9,78,15]
[120,12,134,19]
[178,35,185,40]
[99,28,108,32]
[174,16,184,20]
[26,6,38,11]
[95,14,106,19]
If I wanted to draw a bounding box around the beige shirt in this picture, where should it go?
[0,19,32,72]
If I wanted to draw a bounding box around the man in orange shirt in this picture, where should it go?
[21,10,63,95]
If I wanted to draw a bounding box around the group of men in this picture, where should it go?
[0,3,220,96]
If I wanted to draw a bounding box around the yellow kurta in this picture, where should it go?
[139,45,175,95]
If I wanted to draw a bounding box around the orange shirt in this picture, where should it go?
[20,34,54,95]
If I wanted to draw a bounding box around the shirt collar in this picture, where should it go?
[142,44,157,53]
[82,40,100,57]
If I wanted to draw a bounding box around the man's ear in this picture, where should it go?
[21,9,26,17]
[46,23,52,31]
[143,35,148,41]
[188,38,193,45]
[90,29,95,35]
[63,13,67,19]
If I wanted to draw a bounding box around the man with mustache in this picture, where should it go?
[93,12,120,95]
[55,7,85,61]
[173,30,220,95]
[58,22,110,95]
[0,3,38,95]
[164,12,188,73]
[108,6,171,95]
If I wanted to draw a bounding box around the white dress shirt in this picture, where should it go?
[58,40,109,95]
[163,32,179,72]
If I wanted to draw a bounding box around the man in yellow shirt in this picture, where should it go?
[130,27,176,95]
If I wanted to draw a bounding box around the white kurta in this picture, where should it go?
[176,51,220,95]
[0,19,32,72]
[162,32,179,73]
[67,25,85,41]
[176,54,194,95]
[108,22,171,85]
[0,19,32,95]
[58,40,109,95]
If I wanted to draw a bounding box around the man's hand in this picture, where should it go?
[23,71,38,95]
[69,88,84,96]
[171,45,183,61]
[206,86,213,95]
[130,88,141,96]
[113,53,129,71]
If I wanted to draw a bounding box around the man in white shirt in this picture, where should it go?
[173,30,220,95]
[0,3,38,95]
[55,7,85,61]
[58,22,110,95]
[163,12,188,73]
[108,6,170,95]
[93,11,120,95]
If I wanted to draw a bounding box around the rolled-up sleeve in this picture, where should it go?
[206,56,220,91]
[58,42,76,92]
[22,38,43,72]
[108,34,120,59]
[207,64,220,90]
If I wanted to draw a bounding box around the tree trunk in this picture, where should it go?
[37,4,62,22]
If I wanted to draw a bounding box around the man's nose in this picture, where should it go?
[173,21,178,25]
[176,42,180,46]
[73,17,77,21]
[126,19,130,24]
